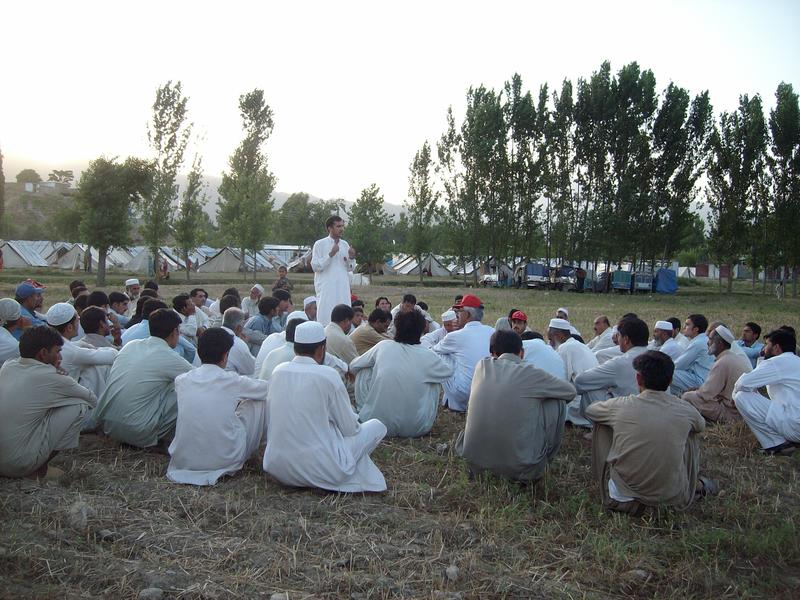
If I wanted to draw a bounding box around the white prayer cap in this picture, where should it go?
[286,310,308,323]
[548,318,571,331]
[654,320,673,331]
[251,284,265,294]
[294,321,326,344]
[0,298,21,325]
[714,325,735,345]
[125,278,140,287]
[45,302,77,327]
[557,307,569,317]
[441,310,457,322]
[303,296,317,308]
[611,326,619,334]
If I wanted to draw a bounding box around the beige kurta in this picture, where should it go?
[349,323,392,355]
[456,354,576,481]
[682,349,751,423]
[325,322,359,364]
[586,390,705,509]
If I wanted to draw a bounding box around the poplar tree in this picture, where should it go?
[346,184,391,275]
[406,141,439,283]
[173,155,207,281]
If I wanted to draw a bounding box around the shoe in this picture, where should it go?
[761,441,796,456]
[697,476,719,497]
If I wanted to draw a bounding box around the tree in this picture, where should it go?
[173,155,207,281]
[141,81,192,279]
[76,157,152,285]
[437,107,469,284]
[769,82,800,295]
[275,193,344,245]
[48,170,75,185]
[346,184,392,275]
[218,89,277,281]
[406,141,439,283]
[16,169,42,184]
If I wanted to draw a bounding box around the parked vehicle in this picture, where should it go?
[522,262,550,288]
[552,265,576,291]
[611,270,632,293]
[633,272,653,293]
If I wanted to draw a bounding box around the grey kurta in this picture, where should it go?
[456,354,576,481]
[0,358,94,477]
[94,336,192,448]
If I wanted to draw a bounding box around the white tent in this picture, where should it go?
[125,247,182,274]
[0,241,49,268]
[197,247,243,273]
[395,254,451,277]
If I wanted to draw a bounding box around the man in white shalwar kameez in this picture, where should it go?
[431,295,495,413]
[421,310,458,349]
[221,308,256,377]
[168,328,270,485]
[522,333,567,380]
[311,216,355,326]
[350,310,454,437]
[94,309,192,449]
[649,320,682,360]
[263,321,387,492]
[0,299,23,368]
[548,318,599,427]
[586,316,614,352]
[734,329,800,455]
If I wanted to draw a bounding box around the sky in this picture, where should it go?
[2,0,798,207]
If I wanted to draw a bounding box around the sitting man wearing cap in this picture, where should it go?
[303,296,317,321]
[350,308,393,355]
[13,280,47,339]
[456,330,576,481]
[422,310,459,349]
[575,317,650,420]
[350,310,454,438]
[0,326,96,479]
[167,328,271,486]
[124,279,141,317]
[263,321,387,492]
[650,320,682,360]
[509,311,530,336]
[46,303,118,400]
[733,329,800,456]
[548,317,599,427]
[241,284,264,320]
[94,309,193,451]
[0,299,23,367]
[556,307,581,338]
[682,325,752,424]
[431,294,495,413]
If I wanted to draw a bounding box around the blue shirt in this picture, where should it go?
[14,306,45,339]
[736,340,764,369]
[120,319,196,363]
[673,333,714,381]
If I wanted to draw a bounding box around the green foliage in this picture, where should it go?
[46,204,82,242]
[274,193,344,245]
[406,140,440,282]
[173,155,207,280]
[76,156,152,285]
[16,168,42,184]
[346,183,392,274]
[47,169,74,185]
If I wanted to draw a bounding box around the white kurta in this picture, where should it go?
[587,328,614,352]
[350,340,454,437]
[60,337,117,397]
[167,364,270,485]
[557,337,600,426]
[222,326,256,376]
[431,321,495,412]
[421,326,447,349]
[263,356,387,492]
[311,235,353,326]
[653,338,682,361]
[0,327,20,368]
[258,340,348,381]
[254,331,287,374]
[595,345,623,364]
[522,339,567,380]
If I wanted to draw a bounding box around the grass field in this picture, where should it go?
[0,269,798,599]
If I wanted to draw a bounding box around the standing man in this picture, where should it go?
[311,216,355,326]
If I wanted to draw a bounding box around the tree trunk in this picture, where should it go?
[185,249,191,281]
[727,264,734,294]
[763,266,768,295]
[751,258,757,294]
[96,247,107,286]
[418,253,424,286]
[793,265,798,297]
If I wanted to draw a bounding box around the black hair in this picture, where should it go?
[687,314,709,334]
[172,294,191,313]
[69,280,86,292]
[617,317,649,347]
[621,312,638,320]
[144,280,159,291]
[353,306,364,315]
[766,329,797,354]
[294,339,326,357]
[351,299,365,309]
[272,289,291,303]
[596,315,610,326]
[220,294,240,313]
[454,295,463,303]
[223,287,240,300]
[778,325,796,338]
[285,318,306,343]
[190,288,208,299]
[80,306,107,335]
[142,299,168,320]
[331,304,355,323]
[198,328,234,364]
[149,308,181,340]
[490,330,523,356]
[632,351,675,391]
[258,296,280,316]
[74,295,90,312]
[87,290,109,308]
[325,215,343,229]
[71,286,88,299]
[417,301,429,311]
[523,330,543,341]
[368,308,392,324]
[108,291,128,306]
[744,322,762,338]
[570,333,585,344]
[126,296,150,327]
[667,317,681,331]
[140,288,158,299]
[402,293,417,305]
[507,308,519,319]
[374,296,391,309]
[394,310,426,345]
[20,325,64,358]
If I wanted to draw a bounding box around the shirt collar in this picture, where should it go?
[497,353,522,364]
[292,355,319,365]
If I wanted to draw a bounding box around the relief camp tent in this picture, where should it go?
[654,268,678,294]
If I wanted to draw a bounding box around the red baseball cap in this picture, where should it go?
[511,310,527,322]
[350,293,359,302]
[453,294,483,309]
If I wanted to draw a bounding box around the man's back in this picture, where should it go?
[558,337,598,381]
[522,339,567,380]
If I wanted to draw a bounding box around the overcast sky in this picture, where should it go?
[2,0,798,205]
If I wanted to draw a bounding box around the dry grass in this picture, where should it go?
[1,271,799,599]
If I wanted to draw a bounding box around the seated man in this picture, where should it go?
[173,293,203,346]
[509,310,530,335]
[13,280,47,338]
[94,309,193,450]
[671,314,715,395]
[0,326,95,478]
[241,284,264,319]
[548,318,599,427]
[243,296,280,356]
[167,328,270,485]
[682,325,751,424]
[351,305,365,330]
[737,322,764,369]
[122,298,197,363]
[734,329,800,455]
[650,320,682,360]
[0,298,23,367]
[303,296,317,321]
[263,321,387,492]
[421,310,458,349]
[575,317,650,419]
[272,289,293,330]
[521,331,567,380]
[325,304,359,364]
[108,291,131,329]
[350,310,454,437]
[586,351,712,514]
[431,294,495,412]
[221,308,256,376]
[456,330,576,481]
[587,316,614,352]
[350,308,392,355]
